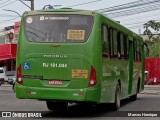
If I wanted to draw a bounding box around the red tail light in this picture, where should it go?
[17,64,23,85]
[88,66,97,87]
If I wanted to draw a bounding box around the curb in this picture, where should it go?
[142,85,160,95]
[140,90,160,95]
[144,85,160,89]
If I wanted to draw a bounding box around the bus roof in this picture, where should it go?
[24,8,95,16]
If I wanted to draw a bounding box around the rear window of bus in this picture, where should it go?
[25,14,94,43]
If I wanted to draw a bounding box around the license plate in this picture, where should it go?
[48,80,62,85]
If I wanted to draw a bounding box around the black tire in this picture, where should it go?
[0,80,4,86]
[112,84,121,111]
[0,79,3,86]
[12,83,16,92]
[46,101,68,110]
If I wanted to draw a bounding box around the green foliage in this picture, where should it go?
[149,38,160,58]
[143,20,160,58]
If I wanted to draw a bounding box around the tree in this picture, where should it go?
[143,20,160,57]
[143,20,160,41]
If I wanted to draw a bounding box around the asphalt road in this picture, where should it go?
[0,84,160,120]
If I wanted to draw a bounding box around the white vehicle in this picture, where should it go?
[0,67,7,86]
[0,67,6,85]
[7,74,16,85]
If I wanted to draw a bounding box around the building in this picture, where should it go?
[0,21,20,71]
[0,44,17,71]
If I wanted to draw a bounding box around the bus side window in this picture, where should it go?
[113,29,118,58]
[133,39,136,62]
[136,40,139,62]
[102,25,109,58]
[120,33,124,59]
[117,32,121,59]
[136,41,141,62]
[134,39,140,62]
[124,35,129,59]
[139,42,142,61]
[109,28,113,58]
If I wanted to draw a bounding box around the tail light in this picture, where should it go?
[88,66,97,87]
[16,64,23,85]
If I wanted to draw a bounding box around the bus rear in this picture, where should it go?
[16,10,101,108]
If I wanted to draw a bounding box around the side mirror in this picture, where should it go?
[145,71,149,75]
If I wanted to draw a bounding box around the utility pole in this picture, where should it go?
[30,0,34,10]
[19,0,34,10]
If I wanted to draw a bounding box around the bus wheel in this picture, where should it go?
[112,84,121,111]
[46,101,68,110]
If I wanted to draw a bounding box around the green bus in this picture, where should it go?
[16,8,146,110]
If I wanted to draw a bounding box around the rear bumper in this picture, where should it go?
[16,83,101,103]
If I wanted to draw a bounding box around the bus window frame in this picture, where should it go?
[134,39,142,62]
[102,25,109,58]
[24,14,94,43]
[109,28,113,58]
[120,32,124,59]
[124,34,129,60]
[113,29,118,58]
[108,27,118,59]
[102,26,130,60]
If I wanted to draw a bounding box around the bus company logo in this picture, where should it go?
[26,17,33,24]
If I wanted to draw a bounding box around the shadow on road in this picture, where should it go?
[42,98,139,118]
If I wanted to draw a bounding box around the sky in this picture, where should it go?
[0,0,160,34]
